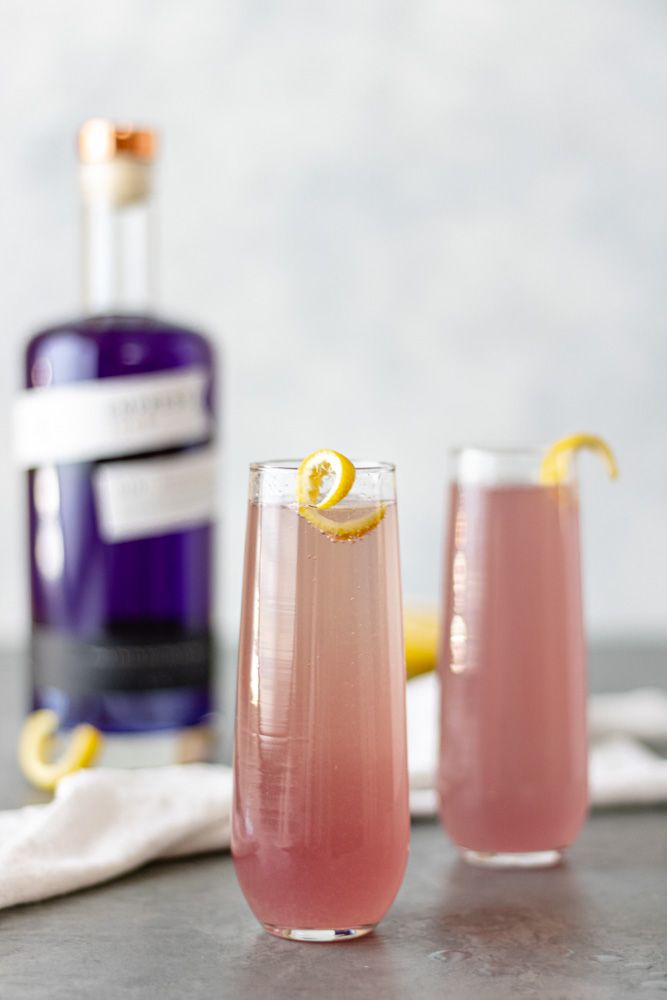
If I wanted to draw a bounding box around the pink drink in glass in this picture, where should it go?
[233,462,409,940]
[439,452,588,868]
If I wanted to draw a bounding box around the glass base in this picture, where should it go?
[263,923,375,943]
[461,848,564,869]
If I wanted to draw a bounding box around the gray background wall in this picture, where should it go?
[0,0,665,643]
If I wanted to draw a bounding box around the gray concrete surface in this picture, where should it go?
[0,646,665,999]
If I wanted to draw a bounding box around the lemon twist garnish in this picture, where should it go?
[299,503,387,540]
[296,449,386,540]
[18,709,103,792]
[539,433,619,486]
[296,449,356,509]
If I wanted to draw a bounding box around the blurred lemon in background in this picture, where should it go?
[405,607,439,680]
[18,709,102,792]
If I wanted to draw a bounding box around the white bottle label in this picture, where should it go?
[93,446,217,543]
[14,367,212,468]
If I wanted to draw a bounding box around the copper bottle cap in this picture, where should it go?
[78,119,157,164]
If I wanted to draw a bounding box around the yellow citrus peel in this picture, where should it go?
[18,709,102,792]
[296,449,356,509]
[298,503,386,540]
[296,449,385,540]
[539,433,619,485]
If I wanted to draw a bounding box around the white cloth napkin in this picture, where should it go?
[407,673,667,816]
[0,678,665,911]
[0,765,233,911]
[589,687,667,743]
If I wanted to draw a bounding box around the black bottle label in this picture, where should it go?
[31,626,213,693]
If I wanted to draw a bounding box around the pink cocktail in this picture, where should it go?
[233,460,409,940]
[438,448,588,868]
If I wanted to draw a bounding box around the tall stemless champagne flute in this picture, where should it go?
[438,447,588,868]
[232,457,409,941]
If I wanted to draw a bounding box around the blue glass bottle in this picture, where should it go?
[17,121,216,761]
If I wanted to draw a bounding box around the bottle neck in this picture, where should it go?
[80,161,155,316]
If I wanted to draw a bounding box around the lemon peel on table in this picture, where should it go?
[296,449,386,540]
[405,608,438,680]
[18,709,102,792]
[539,433,619,486]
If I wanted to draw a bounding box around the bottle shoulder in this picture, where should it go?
[25,314,216,387]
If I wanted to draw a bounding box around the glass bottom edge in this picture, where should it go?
[461,848,565,869]
[262,923,376,943]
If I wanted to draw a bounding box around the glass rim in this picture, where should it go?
[447,443,576,486]
[448,444,548,458]
[249,458,396,473]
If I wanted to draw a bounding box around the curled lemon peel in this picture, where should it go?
[296,449,356,509]
[18,709,102,792]
[299,502,386,540]
[539,433,619,486]
[296,449,386,540]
